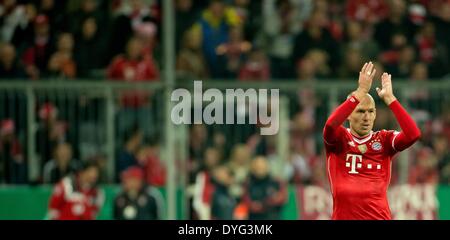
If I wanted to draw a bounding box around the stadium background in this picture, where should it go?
[0,0,449,220]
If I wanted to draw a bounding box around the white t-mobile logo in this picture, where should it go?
[346,154,363,174]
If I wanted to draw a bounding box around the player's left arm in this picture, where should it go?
[376,73,422,152]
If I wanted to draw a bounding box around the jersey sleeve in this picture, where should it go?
[324,126,347,152]
[384,100,422,155]
[323,95,359,151]
[382,130,401,155]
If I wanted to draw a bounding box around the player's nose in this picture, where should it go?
[362,112,370,120]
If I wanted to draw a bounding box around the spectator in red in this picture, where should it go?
[21,14,54,80]
[136,137,166,187]
[345,0,389,24]
[108,37,159,105]
[0,43,26,79]
[0,119,26,184]
[108,37,160,137]
[48,33,77,78]
[47,161,104,220]
[238,48,270,81]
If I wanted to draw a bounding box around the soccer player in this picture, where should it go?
[323,62,421,220]
[47,161,103,220]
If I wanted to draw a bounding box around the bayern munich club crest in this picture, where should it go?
[372,142,382,151]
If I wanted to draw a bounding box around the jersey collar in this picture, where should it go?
[347,128,373,144]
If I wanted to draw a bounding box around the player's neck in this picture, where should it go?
[350,128,371,139]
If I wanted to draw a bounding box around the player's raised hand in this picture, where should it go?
[376,72,397,105]
[354,62,376,101]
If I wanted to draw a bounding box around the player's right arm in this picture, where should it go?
[323,62,377,146]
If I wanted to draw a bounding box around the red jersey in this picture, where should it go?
[323,96,421,220]
[345,0,389,23]
[142,155,166,187]
[107,55,160,108]
[48,176,104,220]
[107,56,159,81]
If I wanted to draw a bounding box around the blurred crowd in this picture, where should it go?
[0,0,160,80]
[174,0,450,81]
[1,0,450,81]
[1,0,450,220]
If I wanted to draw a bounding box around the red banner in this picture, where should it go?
[296,184,438,220]
[296,185,332,220]
[388,185,438,220]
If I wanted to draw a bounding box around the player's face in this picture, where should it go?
[349,96,376,137]
[81,167,99,188]
[124,177,143,193]
[251,157,269,179]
